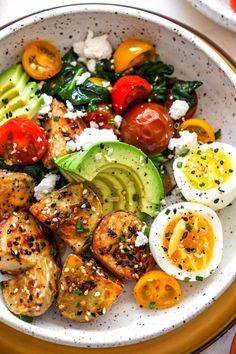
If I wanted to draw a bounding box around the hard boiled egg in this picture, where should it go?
[149,202,223,281]
[173,142,236,210]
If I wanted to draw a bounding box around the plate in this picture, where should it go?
[0,3,236,349]
[186,0,236,32]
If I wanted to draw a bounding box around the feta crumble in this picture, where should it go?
[66,100,74,111]
[63,112,78,120]
[34,174,60,201]
[38,94,53,115]
[169,100,189,120]
[168,130,198,154]
[73,30,112,72]
[75,71,91,86]
[66,128,117,152]
[114,115,123,128]
[135,231,149,247]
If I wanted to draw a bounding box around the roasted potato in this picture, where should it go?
[42,99,85,169]
[30,183,102,254]
[57,254,123,322]
[2,256,60,317]
[0,170,35,221]
[92,211,155,280]
[0,211,57,275]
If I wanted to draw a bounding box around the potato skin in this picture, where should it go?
[30,183,102,254]
[0,211,56,275]
[42,99,85,169]
[0,170,35,221]
[92,211,155,280]
[57,254,123,322]
[2,256,60,317]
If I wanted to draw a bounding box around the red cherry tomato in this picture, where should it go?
[120,102,174,154]
[84,104,115,130]
[165,91,198,122]
[111,75,152,114]
[0,118,48,165]
[230,0,236,12]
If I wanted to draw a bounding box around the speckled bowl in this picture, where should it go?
[0,3,236,348]
[186,0,236,32]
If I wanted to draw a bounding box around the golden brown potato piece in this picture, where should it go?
[2,256,60,317]
[42,99,85,169]
[0,170,35,221]
[57,254,123,322]
[92,211,155,280]
[0,211,56,275]
[30,183,102,254]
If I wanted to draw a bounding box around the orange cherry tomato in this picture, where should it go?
[134,270,181,309]
[112,75,152,114]
[22,40,62,80]
[113,39,155,73]
[180,118,215,144]
[120,102,174,154]
[230,0,236,12]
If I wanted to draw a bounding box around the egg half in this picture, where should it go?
[173,142,236,210]
[149,202,223,281]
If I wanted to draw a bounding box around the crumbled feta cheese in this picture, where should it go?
[63,112,78,120]
[75,71,91,86]
[169,100,190,120]
[34,174,60,201]
[70,61,77,67]
[38,81,45,90]
[38,94,53,114]
[66,100,74,111]
[135,231,149,247]
[114,115,123,128]
[89,121,99,129]
[102,81,111,88]
[76,110,87,118]
[73,30,112,72]
[168,130,198,154]
[66,128,117,152]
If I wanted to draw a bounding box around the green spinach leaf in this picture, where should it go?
[95,58,116,83]
[171,81,203,107]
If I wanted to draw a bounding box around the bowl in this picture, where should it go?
[0,3,236,349]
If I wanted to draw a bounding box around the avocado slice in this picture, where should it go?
[0,72,29,108]
[0,64,23,96]
[55,142,164,217]
[0,82,39,120]
[88,177,115,215]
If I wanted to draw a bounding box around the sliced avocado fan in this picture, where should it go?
[0,64,44,124]
[55,141,164,217]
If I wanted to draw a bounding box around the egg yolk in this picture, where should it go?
[182,147,234,190]
[163,213,214,272]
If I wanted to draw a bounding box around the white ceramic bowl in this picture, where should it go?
[0,3,236,348]
[187,0,236,32]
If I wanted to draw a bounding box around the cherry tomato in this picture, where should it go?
[0,118,48,165]
[166,91,198,122]
[113,39,155,73]
[120,102,174,154]
[84,104,115,130]
[112,75,152,114]
[22,40,62,80]
[230,0,236,12]
[180,118,215,144]
[134,270,181,309]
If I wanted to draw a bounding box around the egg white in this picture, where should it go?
[173,142,236,211]
[149,202,223,281]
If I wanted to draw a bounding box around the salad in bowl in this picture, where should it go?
[0,30,235,327]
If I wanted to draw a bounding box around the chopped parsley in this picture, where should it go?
[18,314,33,323]
[76,221,90,234]
[183,277,190,283]
[214,129,221,140]
[165,209,171,215]
[132,194,140,202]
[199,182,205,187]
[0,281,5,289]
[177,161,183,168]
[73,288,83,296]
[179,148,190,157]
[196,276,204,282]
[148,302,156,309]
[53,115,60,122]
[144,226,151,237]
[185,223,192,232]
[51,248,58,257]
[182,231,188,239]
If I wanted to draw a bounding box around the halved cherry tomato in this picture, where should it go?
[166,91,198,122]
[112,75,152,114]
[120,102,174,154]
[113,39,155,73]
[230,0,236,12]
[134,270,181,309]
[180,118,215,143]
[0,118,48,165]
[84,103,115,130]
[22,40,62,80]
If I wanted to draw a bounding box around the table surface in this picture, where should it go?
[0,0,235,352]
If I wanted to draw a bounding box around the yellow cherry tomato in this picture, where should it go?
[180,118,215,144]
[113,39,155,73]
[133,270,181,309]
[22,40,62,80]
[89,77,112,91]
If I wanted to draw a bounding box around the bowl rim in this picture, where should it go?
[0,2,235,350]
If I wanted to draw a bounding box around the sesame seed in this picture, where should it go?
[64,267,69,272]
[102,308,106,314]
[61,284,65,290]
[13,288,18,293]
[82,189,88,195]
[81,204,86,209]
[94,291,100,297]
[84,289,89,295]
